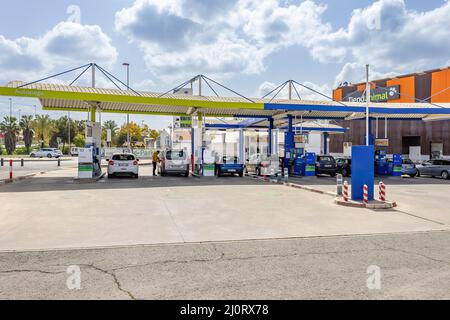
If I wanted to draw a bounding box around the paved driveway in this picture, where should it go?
[0,166,448,251]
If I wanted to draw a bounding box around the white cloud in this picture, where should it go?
[318,0,450,74]
[0,22,118,84]
[115,0,330,81]
[334,62,399,87]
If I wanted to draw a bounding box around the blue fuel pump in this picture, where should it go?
[293,148,305,176]
[392,154,403,177]
[375,150,389,175]
[305,152,316,177]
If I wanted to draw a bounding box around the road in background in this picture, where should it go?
[0,159,77,181]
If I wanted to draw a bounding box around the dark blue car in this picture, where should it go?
[216,156,244,177]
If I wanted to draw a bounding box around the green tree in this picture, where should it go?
[73,133,85,148]
[19,115,34,153]
[149,129,160,141]
[116,122,143,147]
[50,116,76,152]
[33,114,53,147]
[0,117,20,154]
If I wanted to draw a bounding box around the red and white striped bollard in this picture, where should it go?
[379,181,386,202]
[363,184,369,204]
[343,181,349,202]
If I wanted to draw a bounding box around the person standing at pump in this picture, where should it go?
[152,150,160,176]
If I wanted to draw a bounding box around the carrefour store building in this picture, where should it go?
[331,67,450,160]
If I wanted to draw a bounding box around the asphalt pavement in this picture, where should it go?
[0,230,448,299]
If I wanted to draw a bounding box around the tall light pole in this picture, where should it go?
[365,64,371,146]
[123,62,131,149]
[68,111,71,154]
[34,105,37,118]
[9,98,12,127]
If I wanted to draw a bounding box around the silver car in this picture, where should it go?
[159,150,190,177]
[416,159,450,180]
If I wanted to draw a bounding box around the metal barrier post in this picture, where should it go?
[21,158,24,167]
[284,168,289,184]
[336,174,343,196]
[1,158,3,166]
[9,159,13,180]
[58,158,61,167]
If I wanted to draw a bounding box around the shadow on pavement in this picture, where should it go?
[0,175,266,193]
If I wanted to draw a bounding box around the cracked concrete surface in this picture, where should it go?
[1,231,449,299]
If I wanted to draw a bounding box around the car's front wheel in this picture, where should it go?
[441,171,450,180]
[30,153,36,158]
[47,154,53,158]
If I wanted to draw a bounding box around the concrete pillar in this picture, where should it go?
[239,129,244,163]
[90,107,96,122]
[323,132,329,155]
[268,118,274,155]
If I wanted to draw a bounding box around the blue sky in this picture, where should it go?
[0,0,449,129]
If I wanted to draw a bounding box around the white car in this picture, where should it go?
[107,153,139,178]
[30,148,63,158]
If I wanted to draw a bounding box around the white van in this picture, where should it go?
[71,147,80,157]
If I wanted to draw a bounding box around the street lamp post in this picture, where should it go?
[9,98,12,124]
[123,62,131,150]
[365,64,371,146]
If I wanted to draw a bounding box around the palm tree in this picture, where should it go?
[0,117,20,154]
[20,115,34,153]
[103,120,119,147]
[33,114,52,147]
[103,120,118,136]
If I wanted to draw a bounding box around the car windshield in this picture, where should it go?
[223,156,239,163]
[318,156,334,162]
[166,151,186,160]
[260,155,277,161]
[112,154,135,161]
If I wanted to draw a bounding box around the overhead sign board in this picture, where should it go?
[344,85,400,103]
[375,139,390,147]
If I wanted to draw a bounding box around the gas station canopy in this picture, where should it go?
[1,81,450,126]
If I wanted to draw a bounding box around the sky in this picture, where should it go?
[0,0,449,129]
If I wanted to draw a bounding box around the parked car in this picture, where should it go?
[107,153,139,178]
[30,148,63,158]
[246,154,279,176]
[315,155,337,177]
[416,159,450,179]
[401,158,418,177]
[159,150,190,177]
[336,157,352,177]
[216,156,244,177]
[70,147,80,157]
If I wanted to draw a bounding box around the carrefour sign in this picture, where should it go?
[344,85,400,103]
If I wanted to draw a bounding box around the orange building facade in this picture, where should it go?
[330,67,450,158]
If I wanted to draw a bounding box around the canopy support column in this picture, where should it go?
[268,117,274,155]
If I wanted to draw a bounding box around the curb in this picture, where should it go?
[334,197,397,209]
[0,171,46,185]
[285,182,337,197]
[73,172,106,183]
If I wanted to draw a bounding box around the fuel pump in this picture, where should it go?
[392,154,403,177]
[375,150,388,175]
[85,121,102,177]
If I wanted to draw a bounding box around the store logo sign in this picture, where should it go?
[344,85,400,103]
